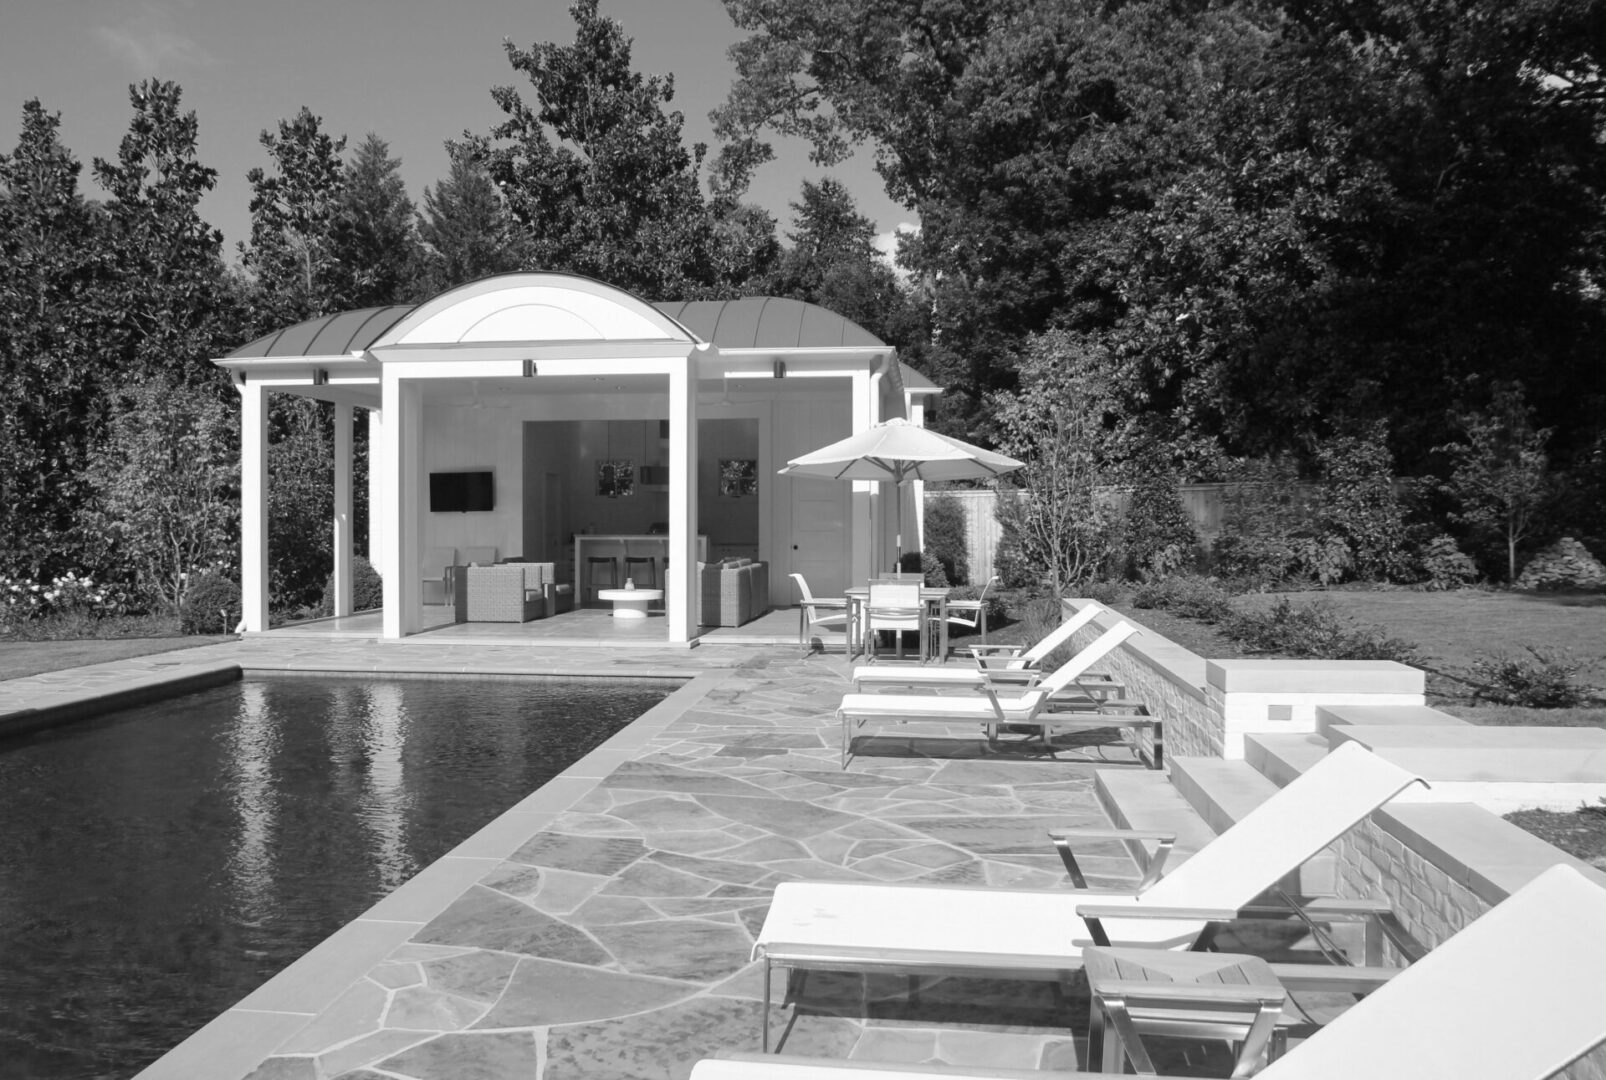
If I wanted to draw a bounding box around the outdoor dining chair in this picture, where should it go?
[929,574,998,658]
[863,581,925,661]
[790,572,849,656]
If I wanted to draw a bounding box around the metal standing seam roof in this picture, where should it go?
[653,297,886,350]
[224,297,887,360]
[226,306,417,359]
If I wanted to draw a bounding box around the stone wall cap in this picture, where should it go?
[1333,725,1606,750]
[1317,704,1470,729]
[1206,658,1424,694]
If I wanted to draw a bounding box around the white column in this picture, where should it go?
[378,371,422,639]
[238,378,269,632]
[851,368,876,582]
[367,408,384,564]
[332,402,354,617]
[667,352,699,643]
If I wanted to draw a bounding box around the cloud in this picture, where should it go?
[94,4,217,74]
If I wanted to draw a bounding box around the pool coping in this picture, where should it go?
[6,651,731,1080]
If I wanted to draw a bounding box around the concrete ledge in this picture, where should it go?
[0,660,242,738]
[1066,599,1208,703]
[1167,756,1280,836]
[1316,703,1468,740]
[1207,658,1423,695]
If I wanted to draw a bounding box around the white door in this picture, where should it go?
[790,478,850,597]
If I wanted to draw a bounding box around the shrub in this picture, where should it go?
[1465,646,1597,708]
[1079,579,1127,607]
[1314,422,1411,581]
[923,493,970,585]
[1223,598,1422,663]
[1113,463,1198,580]
[918,551,950,589]
[179,571,241,635]
[1130,575,1235,623]
[319,556,384,614]
[1415,535,1479,590]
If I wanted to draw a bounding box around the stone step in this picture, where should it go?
[1169,754,1336,896]
[1093,768,1217,879]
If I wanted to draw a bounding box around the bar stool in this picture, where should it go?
[623,548,658,588]
[586,555,619,604]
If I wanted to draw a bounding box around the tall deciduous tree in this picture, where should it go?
[459,0,768,299]
[0,100,110,580]
[92,80,235,386]
[1438,383,1554,583]
[241,106,348,328]
[83,377,238,609]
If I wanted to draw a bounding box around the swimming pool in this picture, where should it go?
[0,676,670,1079]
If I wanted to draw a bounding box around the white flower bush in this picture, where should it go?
[0,571,129,631]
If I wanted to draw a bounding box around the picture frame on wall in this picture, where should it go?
[598,459,634,497]
[719,458,758,497]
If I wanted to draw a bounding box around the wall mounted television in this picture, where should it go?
[429,470,495,513]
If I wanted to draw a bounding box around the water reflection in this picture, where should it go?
[0,676,667,1079]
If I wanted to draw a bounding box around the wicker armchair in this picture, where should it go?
[461,563,573,623]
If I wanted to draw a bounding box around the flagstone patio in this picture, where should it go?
[4,635,1160,1079]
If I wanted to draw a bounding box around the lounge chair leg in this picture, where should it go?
[762,958,772,1052]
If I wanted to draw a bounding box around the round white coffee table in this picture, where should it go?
[596,588,663,619]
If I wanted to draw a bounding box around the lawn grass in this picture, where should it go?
[0,637,231,681]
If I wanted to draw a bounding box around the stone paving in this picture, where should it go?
[2,631,1158,1079]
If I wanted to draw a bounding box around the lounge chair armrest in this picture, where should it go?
[1048,827,1176,842]
[1050,827,1175,890]
[1093,980,1286,1008]
[1266,963,1398,994]
[711,1052,1084,1078]
[968,644,1028,660]
[1076,902,1240,922]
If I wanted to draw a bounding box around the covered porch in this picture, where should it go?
[214,273,941,643]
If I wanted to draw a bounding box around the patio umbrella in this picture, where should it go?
[778,417,1024,565]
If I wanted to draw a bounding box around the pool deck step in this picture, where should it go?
[1093,768,1217,878]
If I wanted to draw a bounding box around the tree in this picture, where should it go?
[333,133,424,307]
[1438,383,1553,583]
[91,80,235,386]
[0,100,110,581]
[762,178,911,344]
[458,0,767,299]
[241,107,348,328]
[417,152,527,292]
[82,378,238,610]
[989,330,1116,593]
[267,397,336,614]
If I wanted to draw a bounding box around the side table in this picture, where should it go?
[596,588,663,619]
[1083,946,1288,1078]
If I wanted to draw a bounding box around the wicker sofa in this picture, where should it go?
[456,562,573,623]
[696,558,770,628]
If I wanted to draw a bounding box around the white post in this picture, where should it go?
[667,352,699,643]
[332,402,354,617]
[238,378,269,633]
[378,371,421,639]
[851,368,876,583]
[367,408,384,564]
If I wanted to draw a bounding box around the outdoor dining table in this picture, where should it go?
[844,585,951,664]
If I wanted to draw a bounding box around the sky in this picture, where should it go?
[0,0,916,263]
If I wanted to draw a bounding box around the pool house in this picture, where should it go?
[214,272,940,642]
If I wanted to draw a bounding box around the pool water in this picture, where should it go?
[0,677,669,1080]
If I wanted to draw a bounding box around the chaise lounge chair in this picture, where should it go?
[708,863,1606,1080]
[836,621,1141,767]
[752,742,1426,1050]
[849,603,1107,691]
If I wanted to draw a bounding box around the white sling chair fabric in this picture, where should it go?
[849,603,1104,690]
[703,866,1606,1080]
[755,742,1427,961]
